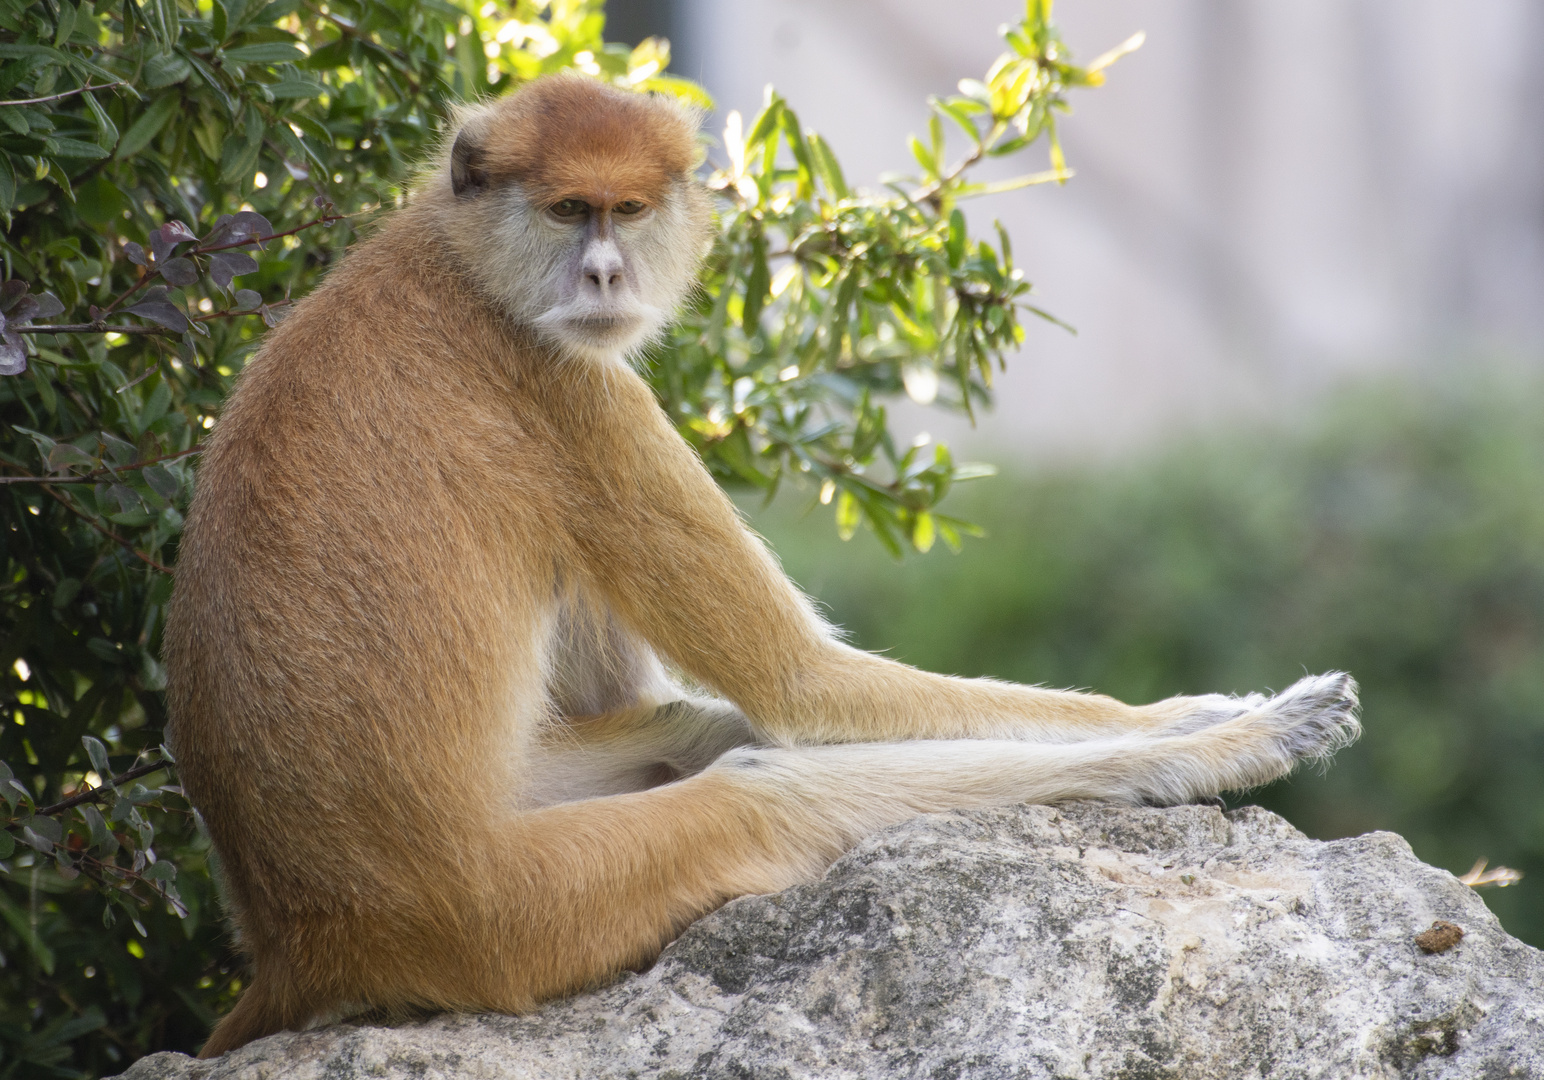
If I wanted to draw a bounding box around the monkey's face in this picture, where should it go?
[438,76,712,364]
[497,181,704,362]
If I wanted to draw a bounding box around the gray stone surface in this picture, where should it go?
[115,803,1544,1080]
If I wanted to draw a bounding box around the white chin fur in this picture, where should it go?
[535,304,665,364]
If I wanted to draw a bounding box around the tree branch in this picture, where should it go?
[34,759,168,817]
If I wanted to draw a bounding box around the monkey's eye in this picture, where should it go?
[613,200,647,216]
[548,199,590,221]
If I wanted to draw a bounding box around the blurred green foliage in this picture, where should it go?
[0,0,1137,1072]
[750,370,1544,949]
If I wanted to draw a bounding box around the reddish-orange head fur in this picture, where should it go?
[462,73,700,208]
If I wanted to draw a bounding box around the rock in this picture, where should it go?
[115,803,1543,1080]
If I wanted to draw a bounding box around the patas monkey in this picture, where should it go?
[163,74,1360,1057]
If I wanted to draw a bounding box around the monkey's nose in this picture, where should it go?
[581,244,626,296]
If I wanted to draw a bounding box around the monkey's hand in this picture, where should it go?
[1148,670,1362,765]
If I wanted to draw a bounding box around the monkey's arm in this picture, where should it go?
[546,364,1195,746]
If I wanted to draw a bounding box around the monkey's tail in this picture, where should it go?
[199,965,309,1058]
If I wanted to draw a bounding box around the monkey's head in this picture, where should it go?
[434,74,711,363]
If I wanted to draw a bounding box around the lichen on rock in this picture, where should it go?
[115,803,1544,1080]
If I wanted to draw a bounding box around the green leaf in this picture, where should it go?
[834,488,859,541]
[142,463,179,500]
[223,41,305,64]
[909,134,937,177]
[0,154,14,218]
[83,735,111,778]
[946,209,966,268]
[46,136,110,159]
[81,804,111,847]
[143,50,192,88]
[53,0,78,47]
[266,75,323,98]
[115,93,181,159]
[934,98,983,142]
[75,172,126,224]
[219,119,263,184]
[742,239,770,332]
[951,462,999,481]
[82,86,119,149]
[744,96,783,151]
[912,510,936,553]
[807,132,848,199]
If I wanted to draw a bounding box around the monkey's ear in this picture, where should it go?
[450,128,488,198]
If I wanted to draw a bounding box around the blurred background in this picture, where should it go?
[608,0,1544,945]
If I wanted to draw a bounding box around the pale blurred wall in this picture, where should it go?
[618,0,1544,459]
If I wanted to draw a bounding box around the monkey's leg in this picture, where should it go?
[524,697,759,807]
[445,680,1359,1013]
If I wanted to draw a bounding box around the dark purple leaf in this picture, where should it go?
[159,257,199,287]
[209,251,259,291]
[0,280,28,312]
[123,241,147,267]
[260,303,282,328]
[205,210,274,249]
[0,336,26,376]
[3,292,62,325]
[29,292,63,320]
[162,220,198,243]
[233,288,262,311]
[126,289,190,332]
[149,228,176,266]
[231,209,274,240]
[313,194,328,208]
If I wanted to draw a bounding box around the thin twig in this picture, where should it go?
[92,212,342,320]
[35,760,168,817]
[0,445,202,486]
[38,485,173,573]
[911,120,1006,207]
[14,321,174,336]
[0,79,125,107]
[196,212,346,255]
[97,267,156,319]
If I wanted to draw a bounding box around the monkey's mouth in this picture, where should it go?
[537,302,661,359]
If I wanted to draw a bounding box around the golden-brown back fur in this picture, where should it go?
[164,74,1360,1058]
